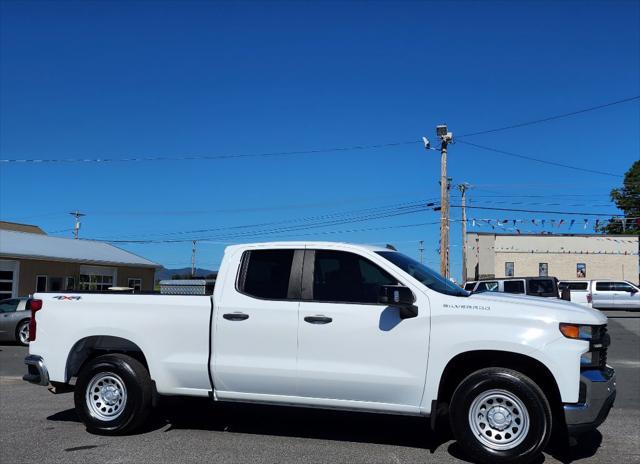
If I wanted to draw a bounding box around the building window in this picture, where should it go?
[36,275,48,292]
[49,277,63,292]
[79,266,116,292]
[577,263,586,278]
[65,277,75,291]
[0,272,13,299]
[538,263,548,277]
[79,274,113,291]
[0,260,19,299]
[505,262,514,277]
[128,278,142,291]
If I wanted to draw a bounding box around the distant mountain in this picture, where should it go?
[155,267,218,281]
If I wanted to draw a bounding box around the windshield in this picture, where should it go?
[376,251,469,297]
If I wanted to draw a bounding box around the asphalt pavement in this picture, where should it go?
[1,310,639,464]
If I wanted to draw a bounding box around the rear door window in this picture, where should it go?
[475,281,499,292]
[595,282,613,291]
[527,279,557,296]
[239,250,295,300]
[504,280,525,294]
[464,282,476,291]
[568,282,589,291]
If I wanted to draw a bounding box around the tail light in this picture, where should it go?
[27,299,43,342]
[587,293,592,303]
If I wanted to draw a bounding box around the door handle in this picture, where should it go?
[223,312,249,321]
[304,315,333,324]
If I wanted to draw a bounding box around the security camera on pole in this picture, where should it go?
[436,125,453,278]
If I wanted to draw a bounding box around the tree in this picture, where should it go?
[602,160,640,235]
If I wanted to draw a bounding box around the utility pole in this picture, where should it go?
[459,183,470,283]
[419,240,424,264]
[69,211,85,239]
[436,125,453,278]
[191,240,197,278]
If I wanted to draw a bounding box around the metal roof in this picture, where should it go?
[0,230,159,268]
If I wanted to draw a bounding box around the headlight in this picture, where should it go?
[559,323,593,340]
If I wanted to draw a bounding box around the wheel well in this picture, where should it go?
[437,350,562,417]
[66,336,149,381]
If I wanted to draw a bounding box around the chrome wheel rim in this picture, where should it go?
[468,388,530,450]
[18,322,29,344]
[85,373,127,421]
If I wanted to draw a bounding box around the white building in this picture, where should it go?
[465,233,639,284]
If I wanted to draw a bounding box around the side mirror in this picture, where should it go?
[378,285,417,319]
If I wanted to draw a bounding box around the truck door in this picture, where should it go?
[611,281,639,308]
[593,281,615,308]
[212,248,302,397]
[297,249,429,409]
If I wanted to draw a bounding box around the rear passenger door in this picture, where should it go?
[297,249,430,410]
[593,282,615,308]
[213,248,302,397]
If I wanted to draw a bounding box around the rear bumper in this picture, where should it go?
[23,355,49,386]
[563,367,616,436]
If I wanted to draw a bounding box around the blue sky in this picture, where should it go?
[1,1,638,278]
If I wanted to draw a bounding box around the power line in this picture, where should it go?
[458,95,640,138]
[457,140,623,178]
[0,140,419,164]
[99,203,439,243]
[451,205,623,217]
[2,96,637,166]
[95,199,439,240]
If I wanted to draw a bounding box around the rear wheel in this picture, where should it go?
[16,319,30,346]
[449,367,551,464]
[74,354,152,435]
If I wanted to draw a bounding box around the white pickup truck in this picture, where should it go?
[24,242,616,463]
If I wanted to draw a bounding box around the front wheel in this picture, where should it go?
[74,354,152,435]
[449,367,552,464]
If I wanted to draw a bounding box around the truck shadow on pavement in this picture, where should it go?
[47,396,603,463]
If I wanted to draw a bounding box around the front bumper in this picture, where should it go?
[563,367,616,435]
[23,355,49,386]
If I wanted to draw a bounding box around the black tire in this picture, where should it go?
[15,319,30,346]
[74,354,152,435]
[449,367,552,464]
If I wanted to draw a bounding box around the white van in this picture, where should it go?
[558,281,592,306]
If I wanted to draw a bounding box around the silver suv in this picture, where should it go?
[589,280,640,310]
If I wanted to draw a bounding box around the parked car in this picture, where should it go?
[558,281,591,306]
[0,297,30,345]
[465,277,561,298]
[589,280,640,310]
[25,242,614,464]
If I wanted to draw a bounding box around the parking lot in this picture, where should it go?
[1,311,638,464]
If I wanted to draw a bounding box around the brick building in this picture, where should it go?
[465,232,639,284]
